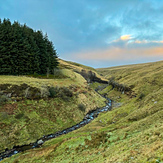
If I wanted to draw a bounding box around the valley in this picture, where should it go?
[0,60,163,162]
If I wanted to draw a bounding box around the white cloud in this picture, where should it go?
[134,40,163,44]
[110,34,133,43]
[120,35,132,40]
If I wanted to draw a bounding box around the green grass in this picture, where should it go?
[97,60,163,94]
[59,59,107,81]
[0,97,82,151]
[0,67,106,154]
[0,69,85,88]
[60,59,96,72]
[1,60,163,163]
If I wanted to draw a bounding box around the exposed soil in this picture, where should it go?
[0,84,41,100]
[0,103,18,115]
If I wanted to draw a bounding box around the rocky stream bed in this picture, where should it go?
[0,96,112,161]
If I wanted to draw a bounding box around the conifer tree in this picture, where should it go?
[0,18,58,75]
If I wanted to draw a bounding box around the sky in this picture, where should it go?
[0,0,163,68]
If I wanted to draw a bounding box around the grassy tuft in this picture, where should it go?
[1,60,163,163]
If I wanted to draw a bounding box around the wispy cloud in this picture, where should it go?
[134,40,163,44]
[110,35,133,44]
[120,35,132,40]
[0,0,163,67]
[71,46,163,62]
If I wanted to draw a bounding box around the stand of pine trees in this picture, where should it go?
[0,18,59,75]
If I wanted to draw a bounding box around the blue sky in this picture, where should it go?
[0,0,163,68]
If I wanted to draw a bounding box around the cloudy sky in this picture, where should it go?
[0,0,163,68]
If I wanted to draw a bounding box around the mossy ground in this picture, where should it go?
[0,67,106,155]
[59,59,107,81]
[0,69,85,88]
[1,60,163,163]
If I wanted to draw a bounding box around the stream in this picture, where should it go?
[0,97,112,161]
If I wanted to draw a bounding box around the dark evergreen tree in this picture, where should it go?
[44,33,59,74]
[0,19,14,74]
[0,18,58,75]
[34,30,48,74]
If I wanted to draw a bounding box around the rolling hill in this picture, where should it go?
[0,60,163,163]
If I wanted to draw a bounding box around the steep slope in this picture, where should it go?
[59,59,108,83]
[1,60,163,163]
[0,62,106,155]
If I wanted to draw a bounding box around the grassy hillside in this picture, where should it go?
[0,64,106,154]
[1,60,163,163]
[97,60,163,94]
[59,59,107,81]
[59,59,96,72]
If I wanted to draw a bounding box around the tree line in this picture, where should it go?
[0,18,59,75]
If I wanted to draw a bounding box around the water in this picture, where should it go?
[0,98,112,161]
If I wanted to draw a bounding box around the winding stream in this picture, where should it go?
[0,97,112,161]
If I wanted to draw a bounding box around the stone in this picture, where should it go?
[37,139,44,145]
[6,93,12,98]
